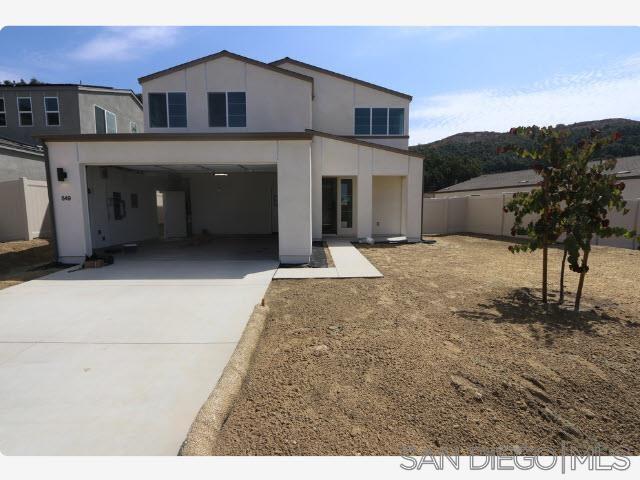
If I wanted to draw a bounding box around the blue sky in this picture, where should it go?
[1,26,639,143]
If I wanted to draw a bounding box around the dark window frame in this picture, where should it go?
[354,107,405,136]
[148,92,188,128]
[208,91,246,128]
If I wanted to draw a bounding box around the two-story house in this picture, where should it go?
[39,51,423,264]
[0,83,143,146]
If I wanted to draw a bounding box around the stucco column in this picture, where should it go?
[311,137,323,240]
[47,142,91,263]
[405,156,424,242]
[277,140,313,264]
[356,146,373,239]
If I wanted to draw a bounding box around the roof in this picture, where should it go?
[35,129,421,158]
[436,155,640,194]
[0,83,142,108]
[307,130,423,158]
[138,50,314,86]
[270,57,413,101]
[36,132,313,142]
[0,135,44,156]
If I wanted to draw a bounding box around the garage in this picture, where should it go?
[85,163,278,257]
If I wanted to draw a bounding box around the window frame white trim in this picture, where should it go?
[0,96,6,127]
[93,104,118,134]
[43,95,61,127]
[17,96,33,127]
[354,107,405,136]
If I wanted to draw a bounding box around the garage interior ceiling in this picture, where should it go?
[115,164,277,174]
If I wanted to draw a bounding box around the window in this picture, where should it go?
[168,92,187,127]
[208,92,246,128]
[17,97,33,126]
[340,179,353,228]
[354,108,370,135]
[371,108,388,135]
[148,92,187,128]
[388,108,404,135]
[44,96,60,126]
[95,106,117,133]
[0,97,5,127]
[148,93,167,128]
[227,92,246,127]
[130,121,138,133]
[354,107,404,136]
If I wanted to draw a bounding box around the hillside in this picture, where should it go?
[411,118,640,192]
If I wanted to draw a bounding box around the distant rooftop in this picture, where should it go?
[0,135,44,155]
[1,83,121,90]
[437,155,640,194]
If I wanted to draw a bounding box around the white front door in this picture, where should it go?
[163,191,187,239]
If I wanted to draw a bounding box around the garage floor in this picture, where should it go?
[0,237,278,455]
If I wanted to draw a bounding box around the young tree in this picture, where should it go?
[559,131,634,310]
[500,126,568,303]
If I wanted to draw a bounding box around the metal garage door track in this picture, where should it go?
[0,238,278,455]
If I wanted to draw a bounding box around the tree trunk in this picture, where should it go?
[559,246,568,304]
[542,241,548,303]
[574,249,590,312]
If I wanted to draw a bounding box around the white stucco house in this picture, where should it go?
[40,50,424,264]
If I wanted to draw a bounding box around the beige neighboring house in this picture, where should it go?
[40,50,424,264]
[424,156,640,249]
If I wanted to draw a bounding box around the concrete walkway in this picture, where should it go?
[274,239,382,279]
[0,239,278,455]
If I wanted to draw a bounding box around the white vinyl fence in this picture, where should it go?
[423,193,640,250]
[0,178,52,242]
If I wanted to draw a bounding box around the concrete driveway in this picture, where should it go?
[0,238,278,455]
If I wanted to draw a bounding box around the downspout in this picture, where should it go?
[42,143,59,262]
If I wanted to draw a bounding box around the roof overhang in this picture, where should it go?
[138,50,314,88]
[36,132,313,143]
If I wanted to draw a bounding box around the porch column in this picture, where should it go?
[277,141,313,264]
[356,146,373,239]
[405,156,424,242]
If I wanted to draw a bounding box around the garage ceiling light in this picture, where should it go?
[214,173,228,176]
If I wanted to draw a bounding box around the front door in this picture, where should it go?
[322,178,337,235]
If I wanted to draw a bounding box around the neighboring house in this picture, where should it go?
[0,84,143,243]
[0,83,143,146]
[423,156,640,249]
[39,50,423,264]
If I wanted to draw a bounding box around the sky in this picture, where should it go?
[1,26,639,144]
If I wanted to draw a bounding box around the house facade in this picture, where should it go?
[41,51,423,264]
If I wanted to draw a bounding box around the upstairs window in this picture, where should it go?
[354,107,404,136]
[0,97,5,127]
[44,96,60,126]
[388,108,404,135]
[208,92,246,128]
[354,108,371,135]
[148,92,187,128]
[95,106,117,133]
[17,97,33,126]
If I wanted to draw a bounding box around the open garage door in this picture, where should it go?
[85,163,278,255]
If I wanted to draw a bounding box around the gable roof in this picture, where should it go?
[138,50,314,86]
[437,156,640,193]
[270,57,412,101]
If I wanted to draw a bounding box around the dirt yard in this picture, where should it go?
[210,235,640,455]
[0,239,61,290]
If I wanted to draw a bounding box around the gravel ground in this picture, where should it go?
[209,235,640,456]
[0,239,61,290]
